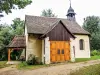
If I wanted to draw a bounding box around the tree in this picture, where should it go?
[11,18,24,36]
[0,0,32,14]
[0,18,24,60]
[91,33,100,50]
[82,16,100,50]
[0,25,12,60]
[41,9,57,17]
[83,16,100,34]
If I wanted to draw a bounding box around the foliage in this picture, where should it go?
[91,50,100,56]
[0,0,32,14]
[11,18,24,36]
[91,50,98,56]
[69,64,100,75]
[27,54,40,65]
[11,50,23,60]
[0,26,12,60]
[83,16,100,34]
[90,33,100,50]
[0,61,9,68]
[75,55,100,62]
[41,9,57,17]
[0,18,24,60]
[82,16,100,50]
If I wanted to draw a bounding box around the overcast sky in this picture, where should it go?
[1,0,100,25]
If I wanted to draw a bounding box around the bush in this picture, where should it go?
[91,50,97,56]
[39,62,43,65]
[91,50,99,56]
[27,54,39,65]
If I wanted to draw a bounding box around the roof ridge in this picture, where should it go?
[25,15,68,20]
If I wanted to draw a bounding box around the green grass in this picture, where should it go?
[69,64,100,75]
[17,62,55,70]
[0,61,9,69]
[17,61,70,70]
[75,55,100,62]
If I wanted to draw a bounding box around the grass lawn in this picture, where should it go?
[75,55,100,62]
[69,63,100,75]
[17,62,56,70]
[0,61,9,69]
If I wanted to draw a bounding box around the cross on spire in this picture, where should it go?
[69,0,71,7]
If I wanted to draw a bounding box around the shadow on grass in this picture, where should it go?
[69,64,100,75]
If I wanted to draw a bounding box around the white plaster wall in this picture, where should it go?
[26,35,42,62]
[70,38,75,62]
[44,37,50,64]
[71,35,90,58]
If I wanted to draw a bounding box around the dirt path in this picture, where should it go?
[0,65,16,73]
[0,60,100,75]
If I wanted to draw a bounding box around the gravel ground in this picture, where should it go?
[0,60,100,75]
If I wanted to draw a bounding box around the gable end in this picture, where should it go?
[46,21,75,41]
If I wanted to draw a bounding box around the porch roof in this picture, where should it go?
[8,35,26,48]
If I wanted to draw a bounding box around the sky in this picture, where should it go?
[0,0,100,25]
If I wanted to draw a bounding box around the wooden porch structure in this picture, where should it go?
[7,35,26,61]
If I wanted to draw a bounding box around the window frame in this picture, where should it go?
[79,39,84,50]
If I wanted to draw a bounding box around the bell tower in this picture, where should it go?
[66,0,76,21]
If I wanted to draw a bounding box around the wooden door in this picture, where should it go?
[64,42,70,60]
[56,42,61,62]
[60,42,65,62]
[50,41,56,62]
[50,41,70,63]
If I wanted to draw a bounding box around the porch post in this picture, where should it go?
[8,48,11,61]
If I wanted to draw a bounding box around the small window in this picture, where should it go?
[57,49,60,54]
[62,49,64,54]
[79,39,84,50]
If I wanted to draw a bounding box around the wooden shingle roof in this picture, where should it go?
[25,15,90,35]
[8,35,26,48]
